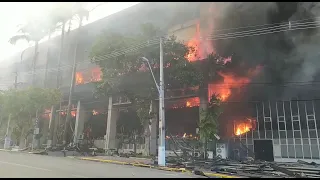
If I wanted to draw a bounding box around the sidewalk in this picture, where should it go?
[72,156,239,178]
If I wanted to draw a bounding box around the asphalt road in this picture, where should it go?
[0,151,201,178]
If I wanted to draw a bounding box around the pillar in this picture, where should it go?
[52,109,60,145]
[105,96,119,150]
[73,100,86,144]
[47,106,56,147]
[41,117,50,146]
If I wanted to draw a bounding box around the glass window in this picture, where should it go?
[293,121,300,130]
[280,131,287,138]
[279,122,285,130]
[278,116,285,122]
[281,145,288,158]
[294,131,301,138]
[303,139,310,145]
[295,145,303,158]
[265,122,272,130]
[266,130,272,139]
[294,138,301,144]
[308,120,316,129]
[310,139,318,145]
[303,145,311,159]
[288,145,295,158]
[311,145,320,159]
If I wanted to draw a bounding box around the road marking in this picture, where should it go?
[0,160,52,172]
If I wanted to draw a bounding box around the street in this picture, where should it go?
[0,151,201,178]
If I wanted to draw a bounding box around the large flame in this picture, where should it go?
[185,97,200,108]
[234,118,256,136]
[185,21,215,62]
[76,72,84,85]
[208,66,262,102]
[76,67,102,85]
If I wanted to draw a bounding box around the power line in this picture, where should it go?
[206,20,319,39]
[2,19,320,84]
[213,16,320,33]
[5,18,319,77]
[206,24,320,41]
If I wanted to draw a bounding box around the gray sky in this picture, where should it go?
[0,2,139,61]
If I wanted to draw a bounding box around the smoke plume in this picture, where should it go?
[210,2,320,100]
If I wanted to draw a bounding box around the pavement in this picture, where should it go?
[0,151,203,178]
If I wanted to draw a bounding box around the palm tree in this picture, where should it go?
[46,3,76,146]
[63,2,90,145]
[9,20,47,87]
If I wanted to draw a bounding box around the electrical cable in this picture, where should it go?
[3,20,320,79]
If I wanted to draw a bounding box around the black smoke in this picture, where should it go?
[210,2,320,101]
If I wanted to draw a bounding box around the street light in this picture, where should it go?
[141,57,159,93]
[140,37,166,166]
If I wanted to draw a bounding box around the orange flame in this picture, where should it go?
[185,21,215,62]
[234,118,256,136]
[185,97,200,108]
[71,110,76,117]
[91,67,102,82]
[76,67,102,85]
[209,66,262,102]
[76,72,84,85]
[59,110,76,117]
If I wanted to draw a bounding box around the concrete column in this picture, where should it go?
[52,110,60,145]
[47,106,56,147]
[41,118,50,146]
[105,96,119,150]
[73,100,86,144]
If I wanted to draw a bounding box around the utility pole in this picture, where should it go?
[4,114,11,149]
[158,37,166,166]
[63,16,83,145]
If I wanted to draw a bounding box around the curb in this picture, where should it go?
[75,157,239,178]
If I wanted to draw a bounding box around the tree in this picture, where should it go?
[0,88,61,148]
[90,22,230,155]
[90,23,201,154]
[9,19,49,86]
[63,2,90,145]
[199,94,223,159]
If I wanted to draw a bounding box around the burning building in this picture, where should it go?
[165,2,320,162]
[2,2,320,162]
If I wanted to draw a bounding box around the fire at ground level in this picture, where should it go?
[14,96,320,164]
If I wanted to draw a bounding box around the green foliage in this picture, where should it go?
[0,87,61,139]
[199,94,223,141]
[90,23,205,135]
[90,23,201,98]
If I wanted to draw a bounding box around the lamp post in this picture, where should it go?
[140,37,166,166]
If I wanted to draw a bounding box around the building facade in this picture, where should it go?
[1,2,320,162]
